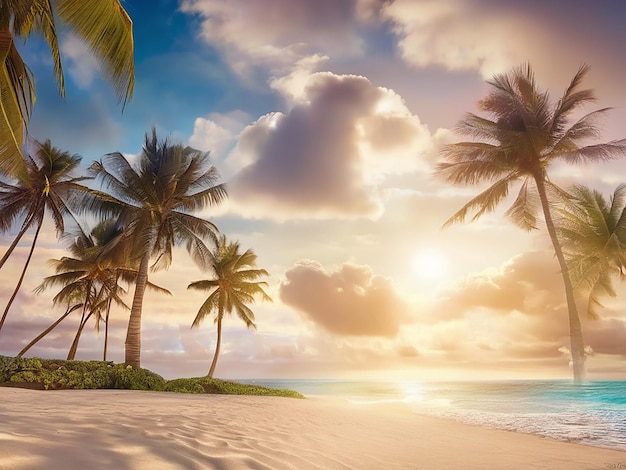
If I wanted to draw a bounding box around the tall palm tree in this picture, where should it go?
[188,235,272,378]
[0,0,134,177]
[0,139,88,333]
[557,184,626,319]
[83,129,227,369]
[436,64,626,383]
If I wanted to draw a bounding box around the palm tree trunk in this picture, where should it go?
[17,304,82,357]
[103,296,112,361]
[0,213,43,333]
[534,173,586,383]
[125,252,150,369]
[67,282,93,360]
[67,311,93,360]
[207,312,223,378]
[0,213,35,270]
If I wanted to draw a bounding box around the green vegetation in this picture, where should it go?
[0,355,304,398]
[1,0,134,177]
[163,377,304,398]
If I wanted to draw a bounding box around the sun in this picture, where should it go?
[412,249,449,281]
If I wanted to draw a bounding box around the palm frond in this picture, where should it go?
[551,64,595,135]
[441,174,516,228]
[504,178,540,231]
[0,30,33,177]
[55,0,134,107]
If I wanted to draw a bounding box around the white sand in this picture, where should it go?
[0,388,624,470]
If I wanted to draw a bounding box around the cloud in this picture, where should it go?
[584,317,626,357]
[379,0,527,77]
[221,67,435,220]
[279,260,411,337]
[420,248,626,367]
[434,250,565,321]
[179,0,368,78]
[380,0,626,90]
[60,34,102,89]
[188,110,250,165]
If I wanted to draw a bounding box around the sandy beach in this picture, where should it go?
[0,388,624,470]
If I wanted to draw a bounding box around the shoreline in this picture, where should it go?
[1,388,625,470]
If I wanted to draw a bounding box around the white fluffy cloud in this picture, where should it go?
[60,34,102,89]
[179,0,367,77]
[219,66,437,220]
[188,110,251,169]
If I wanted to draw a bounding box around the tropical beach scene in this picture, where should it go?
[1,1,626,469]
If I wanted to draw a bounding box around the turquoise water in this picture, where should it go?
[241,379,626,451]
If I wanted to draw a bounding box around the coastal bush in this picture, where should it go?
[0,355,165,390]
[111,364,166,390]
[164,376,305,398]
[0,355,304,398]
[163,378,206,394]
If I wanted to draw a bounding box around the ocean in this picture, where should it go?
[240,379,626,451]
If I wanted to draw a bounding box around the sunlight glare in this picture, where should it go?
[398,381,425,403]
[412,249,449,281]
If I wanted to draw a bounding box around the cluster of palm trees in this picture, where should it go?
[438,64,626,383]
[1,2,272,377]
[0,130,272,377]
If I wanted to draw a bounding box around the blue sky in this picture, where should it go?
[2,0,626,380]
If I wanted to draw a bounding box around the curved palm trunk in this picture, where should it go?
[534,174,586,383]
[17,304,82,357]
[125,252,150,369]
[67,311,93,360]
[0,214,43,333]
[0,214,35,270]
[67,281,94,360]
[208,311,223,378]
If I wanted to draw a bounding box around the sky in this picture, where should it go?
[1,0,626,381]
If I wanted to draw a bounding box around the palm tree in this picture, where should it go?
[21,219,169,360]
[21,221,126,359]
[83,129,227,369]
[0,139,88,333]
[557,184,626,319]
[46,222,129,361]
[0,0,134,177]
[436,64,626,383]
[188,235,272,378]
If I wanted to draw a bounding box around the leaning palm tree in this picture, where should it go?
[436,64,626,383]
[22,219,170,360]
[16,302,83,358]
[188,235,272,378]
[83,129,227,369]
[557,184,626,320]
[24,221,126,359]
[0,0,134,177]
[0,139,88,333]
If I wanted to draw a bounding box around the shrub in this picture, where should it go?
[163,378,205,394]
[111,364,166,391]
[0,355,303,398]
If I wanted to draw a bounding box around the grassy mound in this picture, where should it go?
[0,355,304,398]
